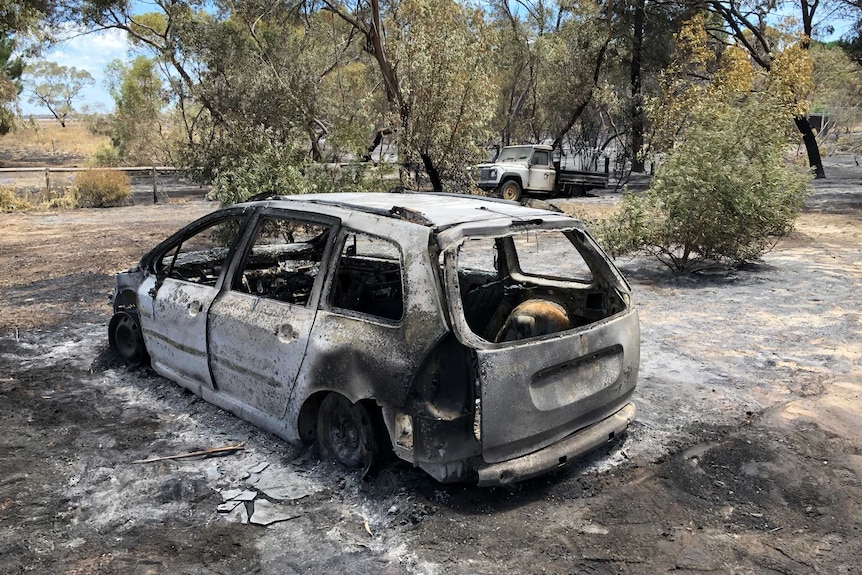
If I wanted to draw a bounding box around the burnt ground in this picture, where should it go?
[0,157,860,574]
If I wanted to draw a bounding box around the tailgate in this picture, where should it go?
[477,309,639,464]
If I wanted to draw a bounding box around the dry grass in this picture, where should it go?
[0,118,110,166]
[75,169,131,207]
[0,186,80,211]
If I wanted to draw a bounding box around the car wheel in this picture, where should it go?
[500,180,522,201]
[109,311,149,367]
[317,393,377,468]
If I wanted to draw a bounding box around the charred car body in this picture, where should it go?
[109,193,639,485]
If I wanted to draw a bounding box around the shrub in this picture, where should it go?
[305,162,396,195]
[88,144,121,167]
[39,187,80,209]
[597,96,811,271]
[596,21,812,271]
[207,138,309,207]
[0,187,32,211]
[75,169,132,207]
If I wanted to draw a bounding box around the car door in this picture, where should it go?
[527,149,555,192]
[136,213,248,392]
[207,212,337,422]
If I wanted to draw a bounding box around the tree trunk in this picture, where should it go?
[309,131,323,162]
[420,152,442,192]
[361,128,392,162]
[630,0,645,173]
[794,116,825,179]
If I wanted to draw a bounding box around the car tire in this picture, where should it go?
[500,180,522,202]
[317,394,377,468]
[109,311,149,367]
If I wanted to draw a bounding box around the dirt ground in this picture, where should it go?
[0,157,860,574]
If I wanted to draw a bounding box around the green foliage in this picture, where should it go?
[389,0,499,186]
[810,43,862,150]
[104,56,171,165]
[0,35,24,135]
[207,135,396,207]
[599,94,810,270]
[305,162,396,195]
[597,18,812,271]
[75,169,132,207]
[88,144,121,167]
[207,136,309,206]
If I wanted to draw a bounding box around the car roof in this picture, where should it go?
[244,192,577,232]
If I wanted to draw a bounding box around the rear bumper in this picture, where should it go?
[475,402,635,486]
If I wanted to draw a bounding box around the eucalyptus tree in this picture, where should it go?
[318,0,498,191]
[25,61,94,126]
[0,0,58,134]
[702,0,849,177]
[77,0,382,191]
[486,0,614,148]
[104,56,171,164]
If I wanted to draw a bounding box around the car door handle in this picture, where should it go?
[187,300,203,316]
[276,324,297,343]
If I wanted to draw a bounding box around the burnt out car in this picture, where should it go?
[109,193,638,485]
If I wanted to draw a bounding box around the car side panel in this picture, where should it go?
[286,219,449,436]
[208,291,316,421]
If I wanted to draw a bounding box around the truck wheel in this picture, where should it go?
[500,180,522,202]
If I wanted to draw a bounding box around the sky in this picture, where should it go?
[18,26,133,116]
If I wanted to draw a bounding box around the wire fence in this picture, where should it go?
[0,166,209,204]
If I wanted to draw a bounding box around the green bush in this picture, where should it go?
[597,97,811,271]
[207,134,398,207]
[75,169,132,207]
[207,138,309,206]
[88,144,122,167]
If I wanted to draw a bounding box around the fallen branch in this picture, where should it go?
[133,442,247,464]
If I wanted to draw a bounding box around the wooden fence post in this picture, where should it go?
[45,168,50,192]
[152,166,158,204]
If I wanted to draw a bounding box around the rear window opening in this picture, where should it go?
[452,229,627,343]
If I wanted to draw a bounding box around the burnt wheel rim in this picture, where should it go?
[319,394,370,468]
[113,314,145,366]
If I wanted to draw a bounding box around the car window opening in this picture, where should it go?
[455,230,626,343]
[157,218,243,287]
[331,232,404,321]
[233,218,331,306]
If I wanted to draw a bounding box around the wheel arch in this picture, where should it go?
[499,174,522,188]
[297,390,390,449]
[113,288,138,314]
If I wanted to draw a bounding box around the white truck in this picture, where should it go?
[475,144,609,201]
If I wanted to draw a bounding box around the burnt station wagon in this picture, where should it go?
[109,192,639,485]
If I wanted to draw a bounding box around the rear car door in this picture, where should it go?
[137,213,247,392]
[444,226,639,464]
[207,212,337,420]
